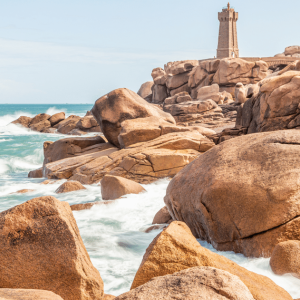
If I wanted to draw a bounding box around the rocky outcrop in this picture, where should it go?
[101,175,145,200]
[91,88,175,147]
[11,116,32,128]
[0,196,104,300]
[164,130,300,257]
[236,71,300,133]
[55,181,86,193]
[131,222,292,300]
[270,241,300,279]
[119,267,254,300]
[43,131,214,184]
[43,135,106,165]
[275,46,300,58]
[28,167,43,178]
[30,113,51,125]
[152,84,168,104]
[29,119,51,132]
[56,115,81,134]
[0,289,64,300]
[137,81,154,100]
[152,206,172,224]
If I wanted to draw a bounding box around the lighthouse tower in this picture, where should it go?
[217,3,239,59]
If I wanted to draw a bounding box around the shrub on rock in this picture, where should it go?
[164,130,300,257]
[270,240,300,279]
[0,196,104,300]
[101,175,145,200]
[131,221,292,300]
[55,180,86,193]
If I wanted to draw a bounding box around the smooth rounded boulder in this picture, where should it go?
[101,175,145,200]
[11,116,32,128]
[49,112,65,126]
[152,206,172,224]
[118,267,254,300]
[91,88,175,147]
[164,130,300,258]
[0,196,104,300]
[131,221,292,300]
[270,240,300,279]
[0,289,63,300]
[55,180,86,193]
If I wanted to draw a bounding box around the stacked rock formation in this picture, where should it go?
[275,46,300,58]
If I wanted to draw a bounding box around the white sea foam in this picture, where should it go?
[0,111,34,127]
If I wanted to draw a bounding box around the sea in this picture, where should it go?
[0,104,299,298]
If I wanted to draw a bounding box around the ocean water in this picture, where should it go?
[0,104,299,298]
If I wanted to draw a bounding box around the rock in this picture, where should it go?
[0,288,64,300]
[28,167,43,178]
[152,84,168,104]
[13,189,35,194]
[101,175,145,200]
[56,115,81,134]
[43,135,106,164]
[166,72,190,90]
[164,60,198,76]
[85,111,92,116]
[42,127,57,134]
[55,181,86,193]
[169,83,190,96]
[0,196,104,300]
[11,116,32,128]
[104,295,116,300]
[164,92,192,105]
[196,83,219,99]
[154,75,167,85]
[284,46,300,56]
[137,81,154,99]
[49,112,65,126]
[91,88,175,147]
[40,180,56,184]
[68,129,88,136]
[151,68,166,80]
[235,82,247,103]
[270,240,300,279]
[188,126,216,136]
[119,267,254,300]
[131,221,292,300]
[164,130,300,257]
[29,120,51,132]
[44,131,213,184]
[238,71,300,133]
[152,206,172,224]
[76,116,98,130]
[274,53,286,57]
[213,58,268,86]
[30,113,51,125]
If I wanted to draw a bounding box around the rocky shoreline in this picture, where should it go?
[4,46,300,299]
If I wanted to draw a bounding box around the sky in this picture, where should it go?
[0,0,299,104]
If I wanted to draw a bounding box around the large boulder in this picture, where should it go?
[270,240,300,279]
[28,167,43,178]
[44,131,214,184]
[0,196,104,300]
[11,116,32,128]
[137,81,154,99]
[91,88,175,147]
[55,181,86,193]
[164,131,300,257]
[152,206,172,224]
[164,60,198,76]
[49,112,65,126]
[76,116,99,131]
[118,267,254,300]
[237,71,300,133]
[285,46,300,56]
[29,119,51,132]
[56,115,81,134]
[101,175,145,200]
[43,135,106,164]
[213,58,268,86]
[131,222,292,300]
[30,113,51,125]
[152,84,168,104]
[0,289,63,299]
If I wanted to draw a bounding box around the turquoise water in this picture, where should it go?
[0,104,299,298]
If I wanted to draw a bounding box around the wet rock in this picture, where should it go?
[28,167,43,178]
[152,206,172,224]
[131,221,292,300]
[12,189,35,194]
[270,240,300,279]
[49,112,65,126]
[30,113,51,125]
[101,175,145,200]
[164,130,300,257]
[29,119,51,132]
[11,116,32,128]
[55,181,86,193]
[0,196,104,300]
[56,115,81,134]
[120,267,254,300]
[91,88,175,147]
[43,135,106,164]
[0,288,63,300]
[70,201,106,211]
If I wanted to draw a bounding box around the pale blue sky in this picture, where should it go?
[0,0,299,104]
